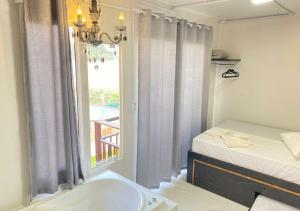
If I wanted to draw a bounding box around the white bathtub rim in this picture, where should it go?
[16,171,145,211]
[87,171,145,210]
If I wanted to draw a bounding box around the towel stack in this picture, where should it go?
[204,127,255,148]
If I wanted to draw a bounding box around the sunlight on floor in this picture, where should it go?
[153,170,248,211]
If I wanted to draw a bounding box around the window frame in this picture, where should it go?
[72,38,125,178]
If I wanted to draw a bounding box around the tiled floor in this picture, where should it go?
[154,171,248,211]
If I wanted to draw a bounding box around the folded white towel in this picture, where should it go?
[204,127,230,139]
[280,132,300,159]
[204,127,254,148]
[222,134,255,148]
[227,131,251,140]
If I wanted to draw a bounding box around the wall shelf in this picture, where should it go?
[211,59,241,65]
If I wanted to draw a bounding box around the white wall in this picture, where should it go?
[0,1,29,210]
[213,15,300,131]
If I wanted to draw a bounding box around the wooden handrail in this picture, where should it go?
[100,138,120,148]
[104,116,119,122]
[101,132,120,140]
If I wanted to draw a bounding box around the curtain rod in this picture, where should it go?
[220,13,291,23]
[99,4,212,29]
[138,11,211,29]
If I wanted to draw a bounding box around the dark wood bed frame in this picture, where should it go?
[187,150,300,209]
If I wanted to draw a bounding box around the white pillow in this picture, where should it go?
[280,132,300,159]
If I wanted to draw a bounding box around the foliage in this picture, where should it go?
[89,89,120,108]
[91,156,97,168]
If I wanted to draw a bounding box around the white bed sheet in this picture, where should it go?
[192,120,300,185]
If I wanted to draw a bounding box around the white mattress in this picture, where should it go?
[192,120,300,185]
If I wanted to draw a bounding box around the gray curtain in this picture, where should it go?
[137,12,213,187]
[21,0,83,197]
[173,20,213,175]
[137,10,177,188]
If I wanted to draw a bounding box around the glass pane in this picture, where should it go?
[88,44,121,168]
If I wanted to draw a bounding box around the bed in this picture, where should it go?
[187,120,300,208]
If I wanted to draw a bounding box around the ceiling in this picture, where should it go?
[154,0,300,21]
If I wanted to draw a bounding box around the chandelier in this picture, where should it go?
[73,0,127,46]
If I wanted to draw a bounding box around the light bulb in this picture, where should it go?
[119,12,125,21]
[76,8,83,23]
[251,0,273,5]
[77,8,82,15]
[119,12,124,26]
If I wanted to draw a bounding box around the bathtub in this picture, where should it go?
[19,171,177,211]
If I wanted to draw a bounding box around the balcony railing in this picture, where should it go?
[93,116,120,163]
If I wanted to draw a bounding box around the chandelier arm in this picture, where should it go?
[77,28,88,43]
[99,32,123,44]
